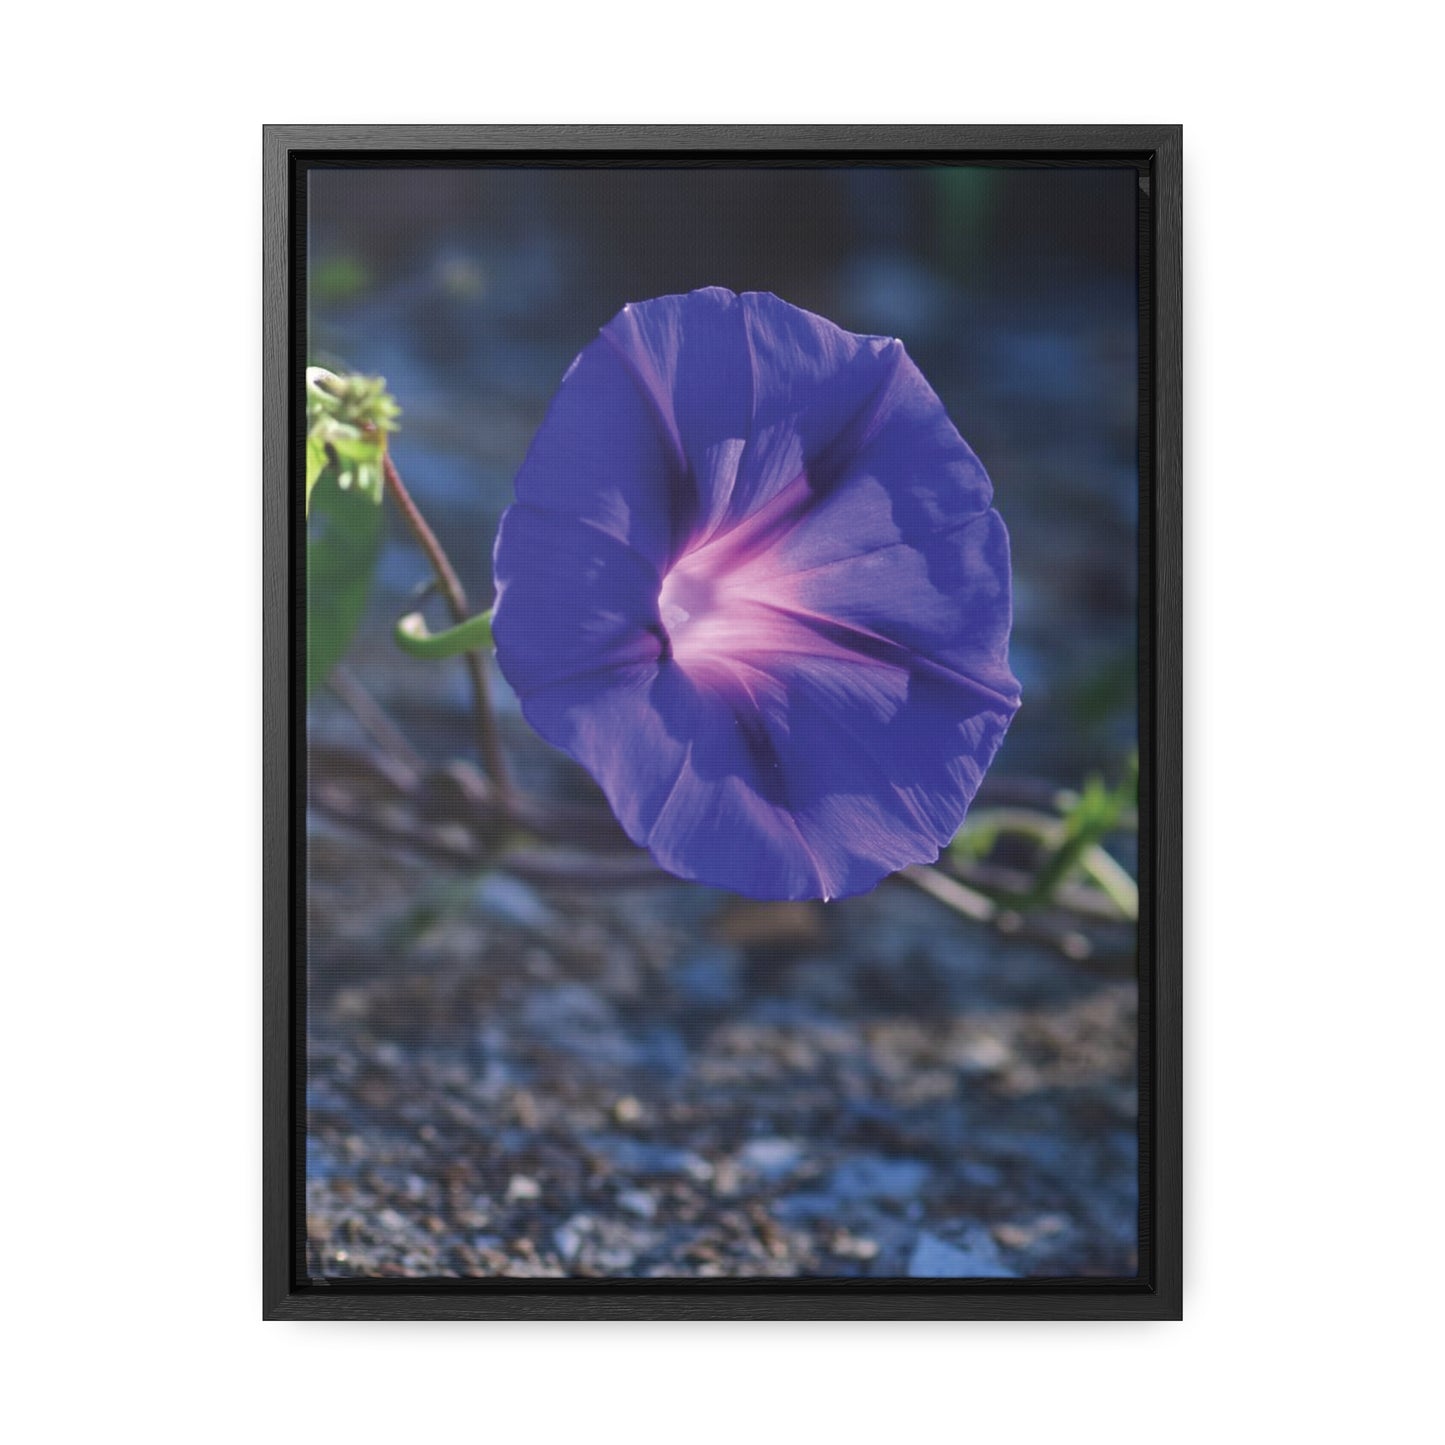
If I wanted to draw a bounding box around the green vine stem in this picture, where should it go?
[395,607,494,660]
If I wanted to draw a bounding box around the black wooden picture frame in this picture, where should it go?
[263,123,1182,1321]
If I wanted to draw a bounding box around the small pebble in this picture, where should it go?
[617,1189,658,1220]
[506,1174,541,1203]
[908,1230,1017,1279]
[737,1138,805,1180]
[830,1230,880,1262]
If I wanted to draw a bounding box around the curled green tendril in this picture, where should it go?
[394,608,494,660]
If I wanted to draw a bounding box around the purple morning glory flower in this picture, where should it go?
[492,288,1020,901]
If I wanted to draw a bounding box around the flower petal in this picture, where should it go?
[600,288,751,547]
[518,662,825,899]
[491,503,665,696]
[515,663,683,848]
[732,291,904,528]
[765,502,1020,708]
[641,668,828,900]
[511,333,682,569]
[600,289,902,548]
[740,653,1016,897]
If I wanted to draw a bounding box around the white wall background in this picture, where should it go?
[4,3,1439,1439]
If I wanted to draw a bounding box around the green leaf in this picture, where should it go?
[948,815,1001,863]
[305,435,329,513]
[1080,845,1139,922]
[306,466,382,695]
[1024,765,1134,909]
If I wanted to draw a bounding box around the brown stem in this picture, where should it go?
[327,664,425,785]
[308,754,663,888]
[899,865,1093,961]
[382,452,514,808]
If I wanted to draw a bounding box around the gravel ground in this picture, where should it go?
[305,824,1138,1281]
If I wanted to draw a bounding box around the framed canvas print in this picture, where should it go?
[264,124,1181,1320]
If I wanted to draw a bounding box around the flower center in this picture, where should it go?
[656,545,803,673]
[658,561,721,634]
